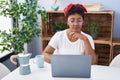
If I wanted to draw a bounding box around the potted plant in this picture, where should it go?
[54,22,67,31]
[88,23,99,39]
[0,0,48,75]
[0,0,47,54]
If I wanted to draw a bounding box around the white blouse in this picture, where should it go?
[48,30,95,55]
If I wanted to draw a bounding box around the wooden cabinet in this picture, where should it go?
[42,10,114,65]
[112,38,120,59]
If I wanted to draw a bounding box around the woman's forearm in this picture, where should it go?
[42,45,55,63]
[83,38,97,64]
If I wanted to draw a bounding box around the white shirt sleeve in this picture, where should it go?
[48,32,59,49]
[88,36,95,50]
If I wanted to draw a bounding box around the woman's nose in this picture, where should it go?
[73,21,80,25]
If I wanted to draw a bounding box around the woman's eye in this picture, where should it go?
[78,20,83,22]
[70,20,74,23]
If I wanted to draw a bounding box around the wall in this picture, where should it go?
[39,0,120,38]
[27,36,42,58]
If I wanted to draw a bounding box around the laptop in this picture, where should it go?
[51,55,92,78]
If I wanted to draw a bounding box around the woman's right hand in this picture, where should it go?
[68,32,87,41]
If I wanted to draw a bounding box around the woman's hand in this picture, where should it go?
[68,32,87,41]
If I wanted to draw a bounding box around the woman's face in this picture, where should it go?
[67,13,83,32]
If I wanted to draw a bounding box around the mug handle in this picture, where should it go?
[10,55,17,65]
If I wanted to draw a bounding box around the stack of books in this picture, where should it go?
[83,3,104,11]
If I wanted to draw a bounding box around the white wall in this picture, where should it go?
[39,0,120,38]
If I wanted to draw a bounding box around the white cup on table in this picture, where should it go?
[34,55,44,68]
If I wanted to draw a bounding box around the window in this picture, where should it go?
[0,16,13,54]
[0,16,13,32]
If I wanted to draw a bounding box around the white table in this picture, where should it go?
[2,59,120,80]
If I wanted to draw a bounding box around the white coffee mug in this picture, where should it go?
[34,55,44,68]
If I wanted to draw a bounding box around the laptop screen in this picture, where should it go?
[51,55,92,78]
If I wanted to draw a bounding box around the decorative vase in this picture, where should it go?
[90,32,98,40]
[51,0,59,11]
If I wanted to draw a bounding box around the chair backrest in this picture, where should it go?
[109,54,120,68]
[0,63,10,79]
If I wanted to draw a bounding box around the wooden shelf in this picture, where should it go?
[113,38,120,46]
[94,38,111,45]
[111,38,120,60]
[47,10,114,14]
[42,37,51,41]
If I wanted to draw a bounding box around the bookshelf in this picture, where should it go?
[42,10,114,65]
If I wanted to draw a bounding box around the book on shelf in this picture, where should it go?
[83,3,104,11]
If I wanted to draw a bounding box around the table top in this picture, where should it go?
[2,59,120,80]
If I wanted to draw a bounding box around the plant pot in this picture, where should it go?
[90,32,98,40]
[56,30,61,32]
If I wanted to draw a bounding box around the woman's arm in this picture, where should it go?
[83,38,97,64]
[42,45,55,63]
[78,34,97,64]
[68,32,97,64]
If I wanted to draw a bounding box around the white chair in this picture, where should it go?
[0,63,10,79]
[109,54,120,68]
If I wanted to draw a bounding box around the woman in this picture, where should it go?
[42,3,97,64]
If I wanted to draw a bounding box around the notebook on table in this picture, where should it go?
[51,55,92,78]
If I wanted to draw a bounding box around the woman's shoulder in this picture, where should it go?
[54,30,66,36]
[81,31,92,39]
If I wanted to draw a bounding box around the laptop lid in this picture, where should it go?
[51,55,92,78]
